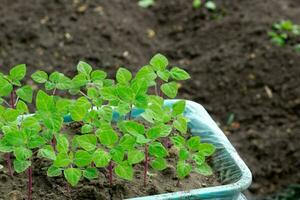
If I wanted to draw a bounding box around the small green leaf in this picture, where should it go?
[83,167,98,180]
[56,135,69,153]
[74,150,92,167]
[193,152,205,165]
[3,108,20,122]
[13,160,31,173]
[70,103,88,121]
[47,165,62,177]
[114,162,133,181]
[172,100,186,116]
[14,147,32,160]
[135,65,157,83]
[40,111,63,131]
[119,134,136,150]
[198,143,216,156]
[138,0,155,8]
[176,161,192,179]
[150,54,168,71]
[0,78,13,97]
[116,68,132,83]
[39,145,56,160]
[157,70,170,82]
[150,157,167,170]
[93,149,111,167]
[97,129,118,147]
[187,136,201,151]
[31,70,48,83]
[205,1,216,10]
[195,162,213,176]
[77,134,97,151]
[193,0,201,8]
[77,61,92,78]
[9,64,26,81]
[4,131,24,146]
[64,168,82,187]
[36,90,55,112]
[160,82,178,98]
[110,147,125,163]
[28,135,46,149]
[16,100,29,114]
[149,142,168,158]
[54,152,71,167]
[146,124,172,140]
[173,115,188,134]
[179,148,189,161]
[170,67,190,80]
[128,149,145,164]
[91,70,107,81]
[171,135,185,148]
[118,121,145,136]
[81,124,94,134]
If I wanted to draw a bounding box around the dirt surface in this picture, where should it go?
[1,0,300,199]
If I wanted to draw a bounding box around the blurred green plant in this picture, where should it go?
[268,20,300,52]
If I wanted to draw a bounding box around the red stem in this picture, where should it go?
[28,166,32,200]
[51,136,57,152]
[144,144,148,187]
[5,153,13,177]
[108,161,113,186]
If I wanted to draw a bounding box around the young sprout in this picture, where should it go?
[193,0,217,11]
[138,0,155,8]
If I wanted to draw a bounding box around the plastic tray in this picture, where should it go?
[62,100,252,200]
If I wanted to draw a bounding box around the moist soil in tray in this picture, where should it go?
[0,123,220,200]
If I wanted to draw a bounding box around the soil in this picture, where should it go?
[0,122,219,200]
[0,0,300,199]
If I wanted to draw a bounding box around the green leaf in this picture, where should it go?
[187,136,201,151]
[205,1,216,10]
[170,67,190,80]
[135,65,157,83]
[116,86,134,102]
[170,135,185,148]
[110,147,125,163]
[70,104,88,121]
[149,142,168,158]
[71,74,88,89]
[195,162,213,176]
[118,121,145,136]
[179,148,189,161]
[193,152,205,165]
[157,70,170,82]
[47,165,62,177]
[64,168,82,187]
[56,135,69,153]
[176,161,192,179]
[198,143,216,156]
[14,147,32,160]
[150,54,168,71]
[98,105,113,122]
[93,149,111,167]
[131,78,148,96]
[3,108,19,122]
[13,160,31,173]
[99,87,117,101]
[40,111,63,131]
[160,82,178,98]
[9,64,26,81]
[97,129,118,147]
[31,70,48,83]
[138,0,155,8]
[4,131,25,146]
[119,134,136,150]
[16,100,29,114]
[54,152,71,167]
[0,78,13,97]
[77,61,92,78]
[22,116,41,133]
[173,115,188,134]
[150,157,167,171]
[36,90,55,112]
[39,145,56,160]
[74,150,92,167]
[114,162,133,181]
[193,0,201,8]
[91,70,107,81]
[28,135,46,149]
[77,134,97,151]
[83,167,98,180]
[116,67,132,83]
[146,124,172,140]
[128,149,145,164]
[172,100,186,116]
[0,139,14,152]
[81,124,93,134]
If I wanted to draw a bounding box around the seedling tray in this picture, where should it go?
[63,100,252,200]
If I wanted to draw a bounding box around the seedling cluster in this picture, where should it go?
[268,20,300,52]
[0,54,216,199]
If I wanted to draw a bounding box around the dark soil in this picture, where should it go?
[0,0,300,199]
[0,123,219,200]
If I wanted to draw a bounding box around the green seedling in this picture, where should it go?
[193,0,217,11]
[138,0,155,8]
[268,20,300,51]
[0,54,216,199]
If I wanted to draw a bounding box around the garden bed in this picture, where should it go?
[0,0,300,198]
